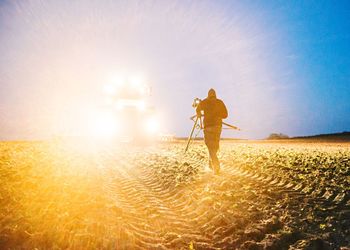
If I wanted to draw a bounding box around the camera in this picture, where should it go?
[192,98,201,108]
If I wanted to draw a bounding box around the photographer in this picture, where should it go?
[196,88,228,174]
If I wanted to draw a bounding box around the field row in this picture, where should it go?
[0,141,349,249]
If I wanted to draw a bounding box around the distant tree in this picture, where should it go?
[266,133,289,140]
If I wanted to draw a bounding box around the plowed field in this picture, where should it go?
[0,140,349,249]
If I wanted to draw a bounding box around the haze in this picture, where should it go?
[1,0,349,140]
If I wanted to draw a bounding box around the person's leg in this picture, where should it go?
[212,128,221,174]
[204,130,213,170]
[204,127,221,174]
[206,143,214,170]
[209,146,220,174]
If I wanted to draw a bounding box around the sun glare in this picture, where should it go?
[90,111,118,138]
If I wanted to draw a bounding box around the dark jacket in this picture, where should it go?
[196,96,228,128]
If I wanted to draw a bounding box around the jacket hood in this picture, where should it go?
[208,88,216,98]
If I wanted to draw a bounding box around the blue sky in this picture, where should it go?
[267,0,350,134]
[0,0,349,140]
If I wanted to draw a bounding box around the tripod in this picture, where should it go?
[185,115,202,153]
[184,115,241,153]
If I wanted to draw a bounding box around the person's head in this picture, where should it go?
[208,88,216,98]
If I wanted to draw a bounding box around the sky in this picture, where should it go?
[0,0,349,140]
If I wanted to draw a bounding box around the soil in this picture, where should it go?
[0,140,349,249]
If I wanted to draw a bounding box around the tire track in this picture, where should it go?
[97,149,213,249]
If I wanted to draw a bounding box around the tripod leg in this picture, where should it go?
[185,117,198,153]
[222,121,240,130]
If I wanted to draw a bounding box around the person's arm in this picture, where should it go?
[220,100,228,119]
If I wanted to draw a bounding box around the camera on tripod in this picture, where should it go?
[192,98,201,108]
[184,98,203,152]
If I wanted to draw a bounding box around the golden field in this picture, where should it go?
[0,140,349,249]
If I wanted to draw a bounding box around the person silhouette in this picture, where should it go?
[196,88,228,174]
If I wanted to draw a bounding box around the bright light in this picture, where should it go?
[90,111,118,137]
[137,101,146,111]
[145,117,159,134]
[110,74,126,86]
[104,96,114,106]
[103,84,117,95]
[113,100,124,111]
[129,76,143,88]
